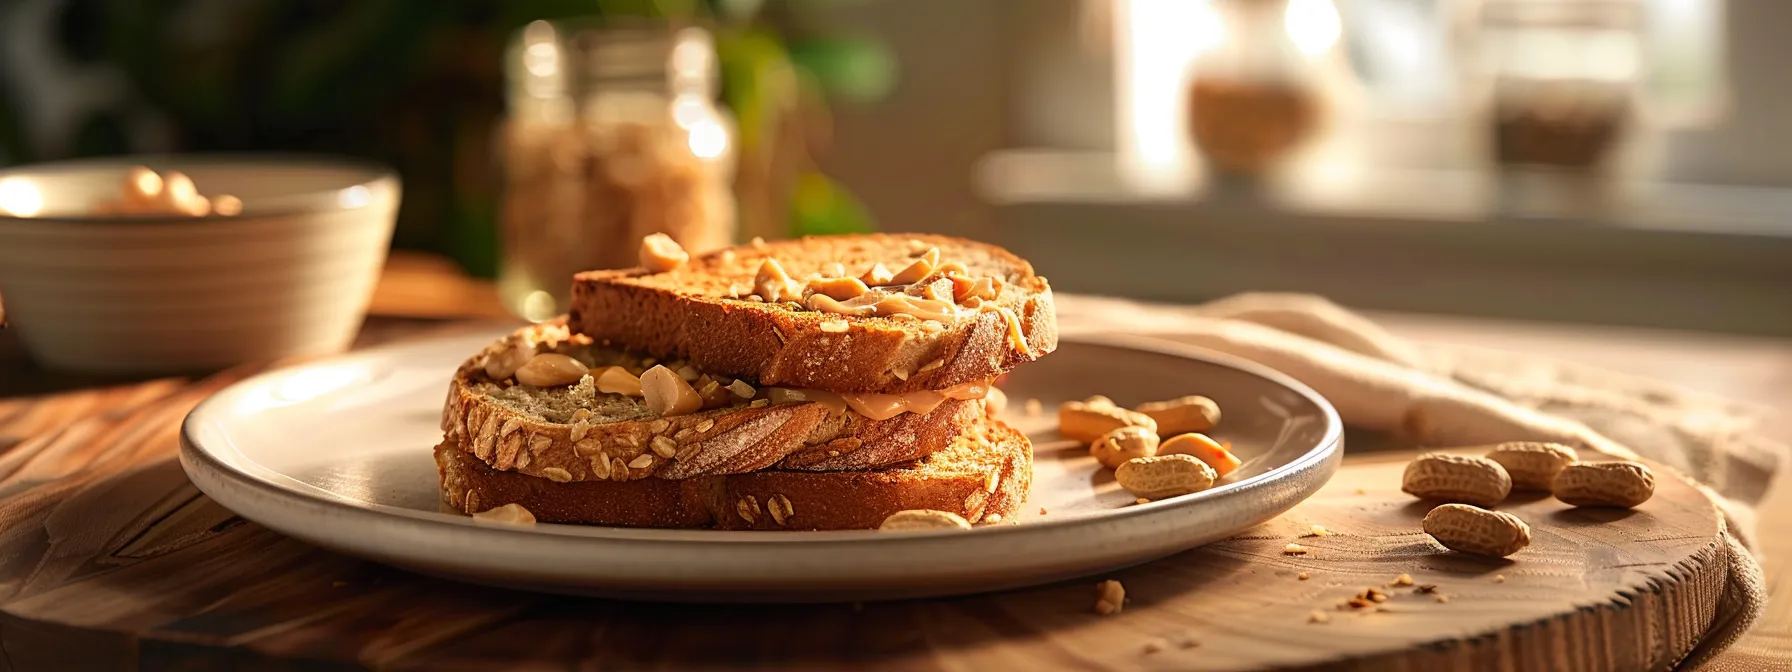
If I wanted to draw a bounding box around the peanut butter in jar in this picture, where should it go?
[498,21,736,322]
[1187,76,1320,177]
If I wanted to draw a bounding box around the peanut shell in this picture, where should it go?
[1402,453,1512,508]
[1423,503,1531,557]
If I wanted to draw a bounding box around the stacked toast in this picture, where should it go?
[435,233,1058,530]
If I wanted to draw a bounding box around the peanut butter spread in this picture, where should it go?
[482,325,999,423]
[765,379,995,421]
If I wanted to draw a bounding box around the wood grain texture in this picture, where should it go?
[0,357,1729,671]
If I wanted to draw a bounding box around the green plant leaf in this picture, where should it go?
[788,171,875,236]
[712,0,763,22]
[787,36,896,103]
[716,30,799,153]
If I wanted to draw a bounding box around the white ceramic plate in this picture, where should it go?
[181,328,1342,602]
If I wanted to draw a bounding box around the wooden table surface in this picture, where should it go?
[1,253,1787,670]
[1368,312,1792,671]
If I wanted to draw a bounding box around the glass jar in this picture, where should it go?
[1471,0,1641,170]
[1185,0,1335,178]
[498,20,736,322]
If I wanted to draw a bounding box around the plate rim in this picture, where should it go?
[180,331,1342,547]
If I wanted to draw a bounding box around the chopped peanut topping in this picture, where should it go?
[639,233,688,272]
[754,258,800,303]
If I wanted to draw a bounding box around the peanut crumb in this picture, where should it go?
[1143,640,1164,654]
[1297,572,1310,581]
[1344,587,1389,610]
[1309,610,1331,624]
[1434,594,1451,603]
[471,503,537,525]
[985,513,1003,524]
[1307,524,1331,537]
[1494,574,1507,583]
[1283,543,1308,555]
[1354,488,1367,495]
[1039,507,1049,515]
[1390,573,1414,587]
[1136,497,1151,505]
[1094,579,1126,615]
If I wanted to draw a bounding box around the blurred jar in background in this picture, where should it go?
[499,21,736,322]
[1473,0,1641,170]
[1186,0,1336,178]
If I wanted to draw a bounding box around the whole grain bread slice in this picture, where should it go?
[569,233,1057,394]
[447,322,987,483]
[437,416,1033,530]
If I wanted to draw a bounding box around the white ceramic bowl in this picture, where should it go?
[0,155,400,374]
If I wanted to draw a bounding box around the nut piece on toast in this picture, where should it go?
[639,233,688,272]
[641,365,702,416]
[515,354,588,388]
[569,234,1057,394]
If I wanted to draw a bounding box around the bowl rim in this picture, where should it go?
[0,153,402,225]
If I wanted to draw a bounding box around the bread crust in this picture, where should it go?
[446,323,985,482]
[569,234,1058,394]
[436,417,1034,531]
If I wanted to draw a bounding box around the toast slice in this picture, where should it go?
[569,234,1057,394]
[446,322,988,482]
[437,415,1033,530]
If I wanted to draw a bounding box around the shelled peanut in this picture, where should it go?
[879,509,973,531]
[1058,397,1156,444]
[1058,394,1237,503]
[1091,426,1158,469]
[1160,432,1240,477]
[1134,395,1220,435]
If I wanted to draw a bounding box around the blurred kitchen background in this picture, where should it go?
[3,0,1788,334]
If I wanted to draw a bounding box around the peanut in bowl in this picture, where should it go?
[0,154,400,374]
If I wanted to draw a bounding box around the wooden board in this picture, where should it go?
[0,368,1728,671]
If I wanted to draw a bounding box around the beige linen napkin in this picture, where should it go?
[1056,292,1784,669]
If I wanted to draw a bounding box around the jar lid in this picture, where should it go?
[1479,0,1641,29]
[507,19,716,98]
